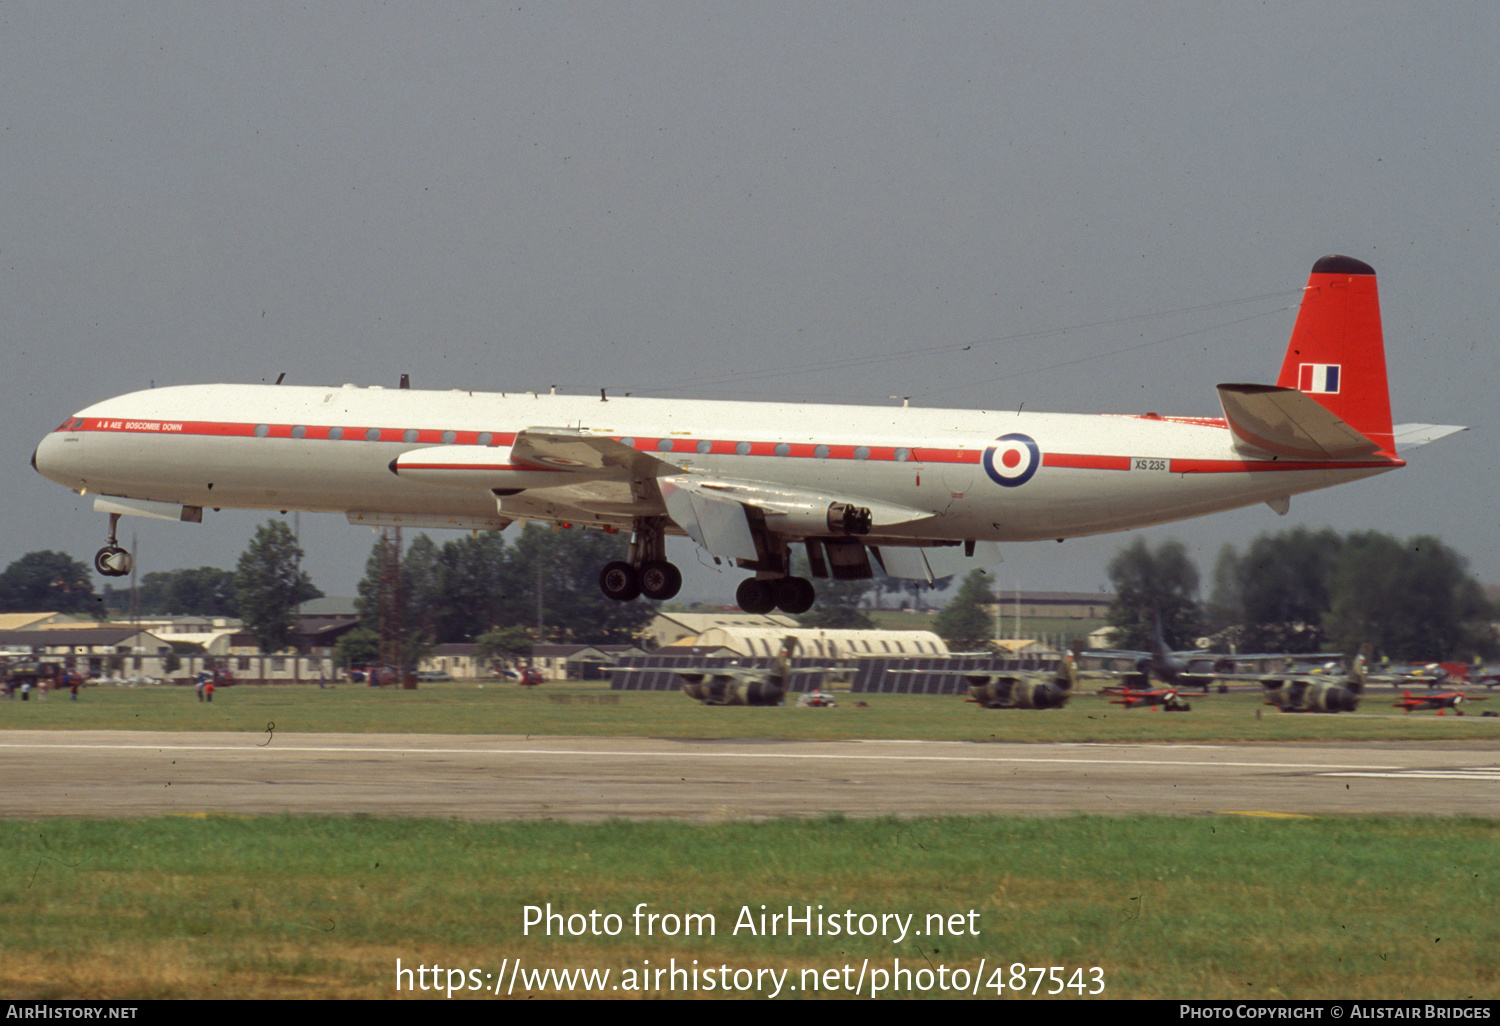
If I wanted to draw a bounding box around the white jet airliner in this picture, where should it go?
[33,256,1463,614]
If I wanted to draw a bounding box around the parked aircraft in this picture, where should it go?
[33,256,1463,613]
[1086,612,1293,693]
[964,654,1076,710]
[677,636,838,706]
[1260,655,1367,713]
[1392,689,1488,715]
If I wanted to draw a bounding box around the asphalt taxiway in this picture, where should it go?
[1,730,1496,819]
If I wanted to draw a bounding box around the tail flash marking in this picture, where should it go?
[1277,254,1394,455]
[1298,363,1341,394]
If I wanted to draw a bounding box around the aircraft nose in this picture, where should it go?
[32,431,79,488]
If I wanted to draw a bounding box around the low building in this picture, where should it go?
[531,644,648,681]
[689,627,948,660]
[985,591,1115,620]
[424,644,484,679]
[0,627,173,680]
[0,613,72,632]
[645,611,798,649]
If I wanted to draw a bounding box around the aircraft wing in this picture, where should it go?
[396,428,940,558]
[509,427,676,476]
[658,475,935,562]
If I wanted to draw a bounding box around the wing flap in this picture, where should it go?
[659,480,759,560]
[671,477,932,530]
[873,541,1004,582]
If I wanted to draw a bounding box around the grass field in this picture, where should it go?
[4,677,1495,1000]
[1,814,1493,999]
[1,678,1496,743]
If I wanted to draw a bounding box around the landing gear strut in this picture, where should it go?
[94,513,133,578]
[597,517,682,602]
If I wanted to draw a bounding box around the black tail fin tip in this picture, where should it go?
[1311,254,1375,276]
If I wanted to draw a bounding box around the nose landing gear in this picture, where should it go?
[94,513,133,578]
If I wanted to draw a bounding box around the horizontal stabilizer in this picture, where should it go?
[1216,384,1383,460]
[1391,423,1467,450]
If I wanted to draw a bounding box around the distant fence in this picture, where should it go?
[609,655,1059,695]
[850,657,1059,695]
[608,655,837,693]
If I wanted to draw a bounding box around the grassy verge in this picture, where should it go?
[1,814,1493,999]
[1,680,1496,743]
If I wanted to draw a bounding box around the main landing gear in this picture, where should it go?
[94,513,133,578]
[593,517,818,614]
[597,517,684,602]
[736,576,815,615]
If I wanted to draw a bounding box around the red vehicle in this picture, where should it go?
[518,666,543,686]
[1105,685,1191,712]
[1393,690,1487,715]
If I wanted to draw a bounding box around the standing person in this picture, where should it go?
[68,670,80,702]
[204,679,214,703]
[196,673,207,702]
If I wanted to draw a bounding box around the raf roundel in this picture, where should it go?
[982,432,1041,488]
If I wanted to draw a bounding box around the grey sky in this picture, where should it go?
[4,3,1494,605]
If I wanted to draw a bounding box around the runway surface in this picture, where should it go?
[2,730,1497,819]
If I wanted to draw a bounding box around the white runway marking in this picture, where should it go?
[1322,767,1500,781]
[0,739,1404,772]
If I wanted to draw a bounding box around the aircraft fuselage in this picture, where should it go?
[34,382,1400,543]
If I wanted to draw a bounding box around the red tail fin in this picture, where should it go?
[1277,255,1394,455]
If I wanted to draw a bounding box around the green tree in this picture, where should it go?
[234,520,322,653]
[0,551,101,614]
[401,533,444,646]
[137,567,240,616]
[334,626,380,669]
[432,532,520,643]
[1105,537,1200,650]
[1326,532,1496,661]
[353,532,439,667]
[932,570,995,650]
[510,526,655,643]
[1212,528,1342,653]
[476,625,533,670]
